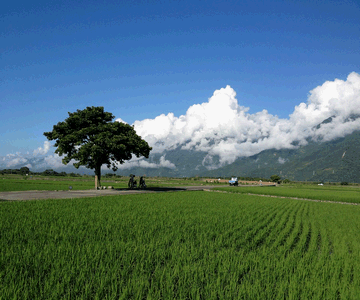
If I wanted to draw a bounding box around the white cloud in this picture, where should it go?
[278,157,287,164]
[114,155,176,170]
[44,154,65,169]
[115,118,128,124]
[33,141,51,155]
[6,157,28,167]
[132,72,360,168]
[43,153,82,170]
[159,155,176,169]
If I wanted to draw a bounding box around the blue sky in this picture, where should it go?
[1,0,359,158]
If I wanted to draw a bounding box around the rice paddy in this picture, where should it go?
[215,184,360,204]
[1,190,360,299]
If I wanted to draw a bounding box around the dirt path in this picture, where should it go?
[0,186,222,201]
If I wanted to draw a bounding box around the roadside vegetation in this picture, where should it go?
[1,192,360,298]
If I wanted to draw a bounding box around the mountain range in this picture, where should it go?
[116,128,360,183]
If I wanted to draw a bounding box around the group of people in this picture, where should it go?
[128,174,146,189]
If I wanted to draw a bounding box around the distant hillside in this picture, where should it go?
[202,131,360,183]
[117,130,360,183]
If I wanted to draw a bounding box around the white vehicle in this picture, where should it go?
[229,177,238,186]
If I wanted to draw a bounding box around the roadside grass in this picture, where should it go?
[214,184,360,204]
[1,192,360,299]
[0,175,221,192]
[0,176,127,191]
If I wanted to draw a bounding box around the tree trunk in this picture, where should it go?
[95,164,101,189]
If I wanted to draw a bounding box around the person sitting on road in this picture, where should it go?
[139,176,146,189]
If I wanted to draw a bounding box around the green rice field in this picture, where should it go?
[0,176,98,191]
[215,184,360,204]
[1,191,360,299]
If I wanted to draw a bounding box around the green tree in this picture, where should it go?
[44,106,152,189]
[42,169,58,176]
[19,166,30,175]
[270,174,281,183]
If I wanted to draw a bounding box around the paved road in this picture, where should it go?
[0,186,224,201]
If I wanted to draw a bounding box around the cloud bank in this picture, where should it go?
[130,72,360,168]
[112,155,176,170]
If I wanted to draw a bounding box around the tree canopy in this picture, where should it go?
[270,174,281,183]
[44,106,152,188]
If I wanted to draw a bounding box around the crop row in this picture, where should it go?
[1,191,360,299]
